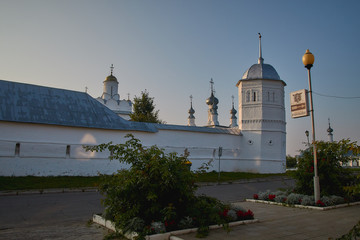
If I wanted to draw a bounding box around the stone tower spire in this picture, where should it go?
[327,118,334,142]
[229,95,238,128]
[206,79,219,126]
[258,33,264,64]
[188,95,196,126]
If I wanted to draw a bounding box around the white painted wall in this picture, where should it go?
[0,120,285,176]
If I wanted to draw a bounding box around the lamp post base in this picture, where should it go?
[314,176,320,203]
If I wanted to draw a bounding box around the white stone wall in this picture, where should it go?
[0,121,285,176]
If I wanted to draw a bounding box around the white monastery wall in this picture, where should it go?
[0,121,284,176]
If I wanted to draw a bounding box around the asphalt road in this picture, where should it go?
[0,178,294,239]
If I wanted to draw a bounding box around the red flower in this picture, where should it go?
[253,194,259,199]
[268,194,276,201]
[236,210,244,217]
[316,200,325,207]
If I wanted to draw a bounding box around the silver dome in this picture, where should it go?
[241,63,280,80]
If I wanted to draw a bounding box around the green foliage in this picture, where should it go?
[337,221,360,240]
[129,90,162,123]
[85,134,253,239]
[286,155,297,168]
[293,139,359,197]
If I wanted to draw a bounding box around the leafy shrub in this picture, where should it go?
[293,139,359,197]
[274,195,287,203]
[85,134,253,239]
[286,193,304,205]
[300,195,314,206]
[330,195,345,205]
[258,190,272,200]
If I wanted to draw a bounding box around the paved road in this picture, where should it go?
[197,178,294,202]
[0,178,294,239]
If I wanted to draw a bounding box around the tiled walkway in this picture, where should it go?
[178,201,360,240]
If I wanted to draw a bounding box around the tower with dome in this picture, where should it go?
[96,64,133,120]
[236,33,286,170]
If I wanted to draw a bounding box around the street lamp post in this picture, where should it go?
[302,49,320,203]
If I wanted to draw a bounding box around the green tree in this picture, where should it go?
[293,139,360,197]
[130,90,163,123]
[286,155,297,169]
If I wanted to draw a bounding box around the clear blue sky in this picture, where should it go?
[1,0,359,156]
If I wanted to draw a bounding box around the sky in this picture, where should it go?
[1,0,360,156]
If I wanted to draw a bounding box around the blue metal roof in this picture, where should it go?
[0,79,156,132]
[0,79,240,135]
[156,124,241,135]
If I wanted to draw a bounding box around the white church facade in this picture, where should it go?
[0,36,287,176]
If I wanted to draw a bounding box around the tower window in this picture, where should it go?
[268,92,270,101]
[246,90,250,102]
[273,92,275,102]
[253,92,256,102]
[15,143,20,156]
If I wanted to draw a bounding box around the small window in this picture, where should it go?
[273,92,275,102]
[253,92,256,102]
[66,145,71,157]
[15,143,20,156]
[246,91,250,102]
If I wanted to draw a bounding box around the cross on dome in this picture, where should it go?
[110,64,114,75]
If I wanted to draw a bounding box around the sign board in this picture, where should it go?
[290,89,309,118]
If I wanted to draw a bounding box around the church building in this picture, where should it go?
[0,35,287,176]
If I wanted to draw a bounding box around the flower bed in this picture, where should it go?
[249,190,360,210]
[93,213,259,240]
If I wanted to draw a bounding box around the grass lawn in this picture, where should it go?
[0,171,293,191]
[0,176,101,191]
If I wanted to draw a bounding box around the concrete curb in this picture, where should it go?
[0,187,98,196]
[93,214,259,240]
[246,199,360,210]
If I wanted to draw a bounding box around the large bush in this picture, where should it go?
[293,139,359,197]
[85,134,253,239]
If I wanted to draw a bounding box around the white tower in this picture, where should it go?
[206,79,219,126]
[188,95,196,126]
[96,65,132,120]
[101,64,120,101]
[236,34,286,172]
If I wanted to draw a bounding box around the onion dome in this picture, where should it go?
[206,92,219,106]
[188,106,195,115]
[230,106,237,115]
[104,64,119,82]
[206,78,219,105]
[327,118,333,133]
